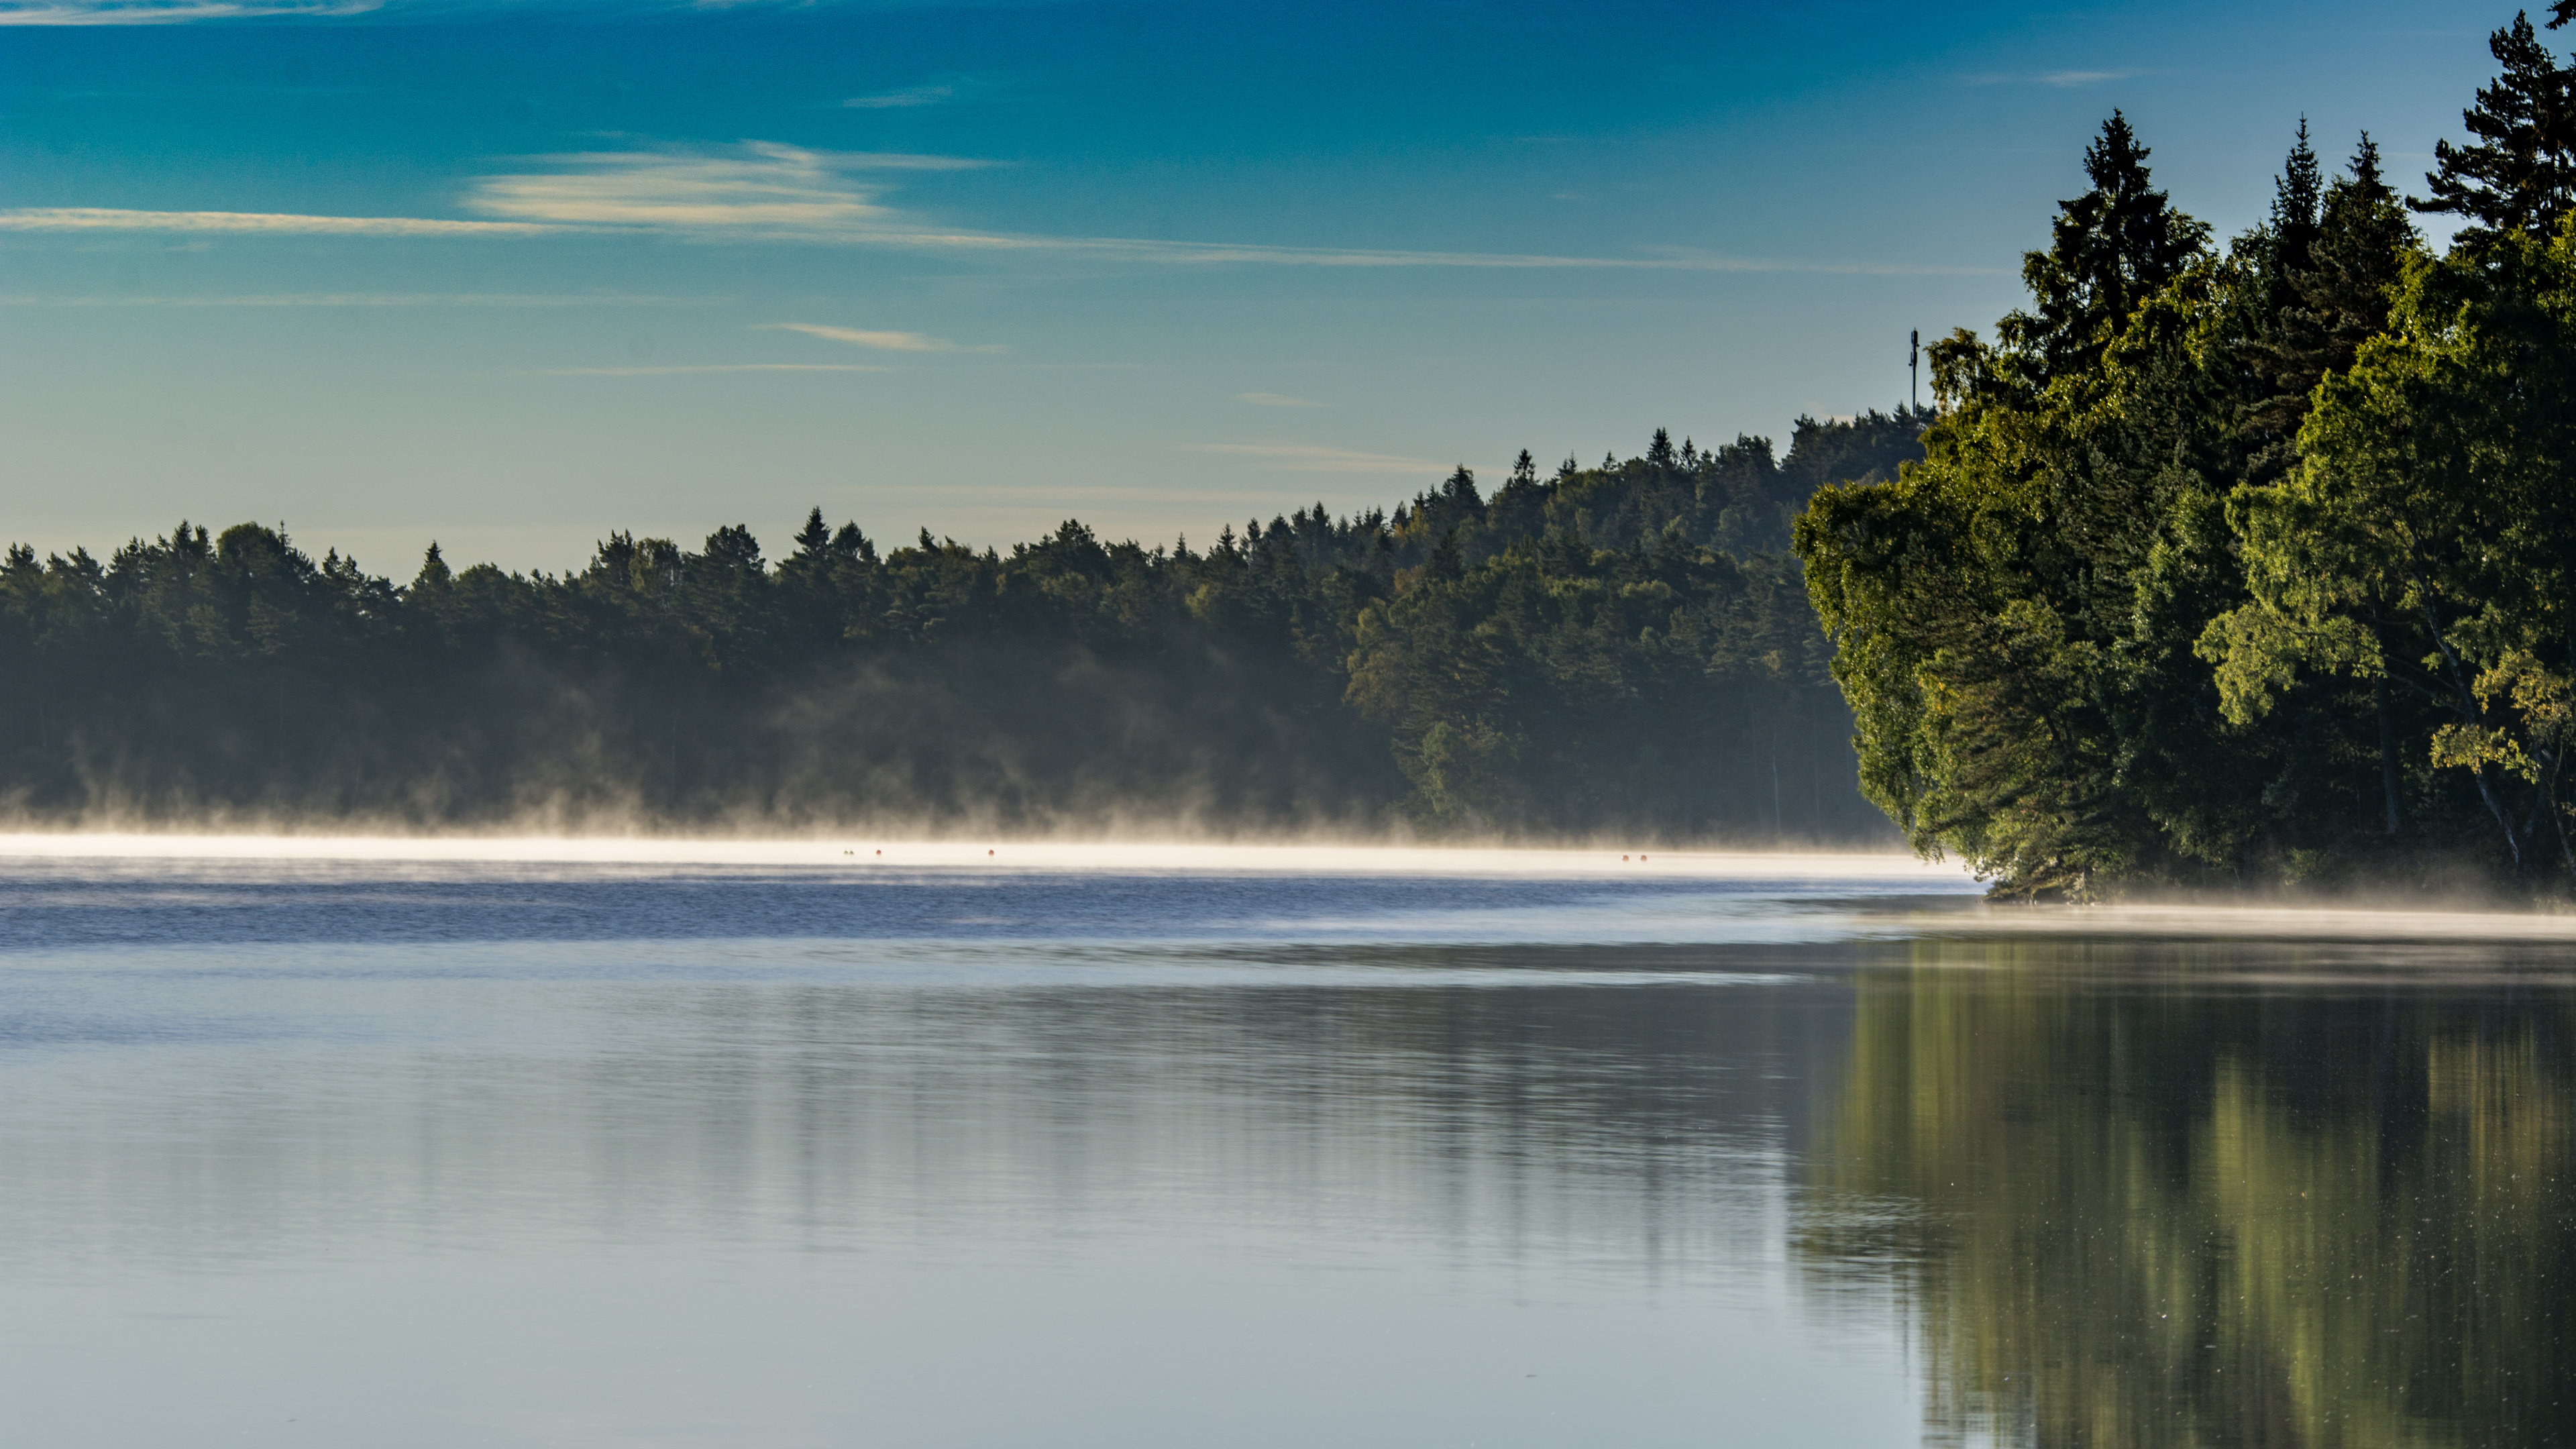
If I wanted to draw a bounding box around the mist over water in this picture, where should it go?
[2,842,2567,1447]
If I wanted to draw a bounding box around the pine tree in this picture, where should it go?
[794,506,830,559]
[1998,111,2212,386]
[828,521,875,564]
[413,542,452,593]
[2269,118,2324,278]
[2241,135,2418,478]
[2292,138,2418,384]
[1442,466,1480,509]
[2412,11,2576,248]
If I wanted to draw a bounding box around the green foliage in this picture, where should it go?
[0,419,1922,840]
[1997,110,2213,391]
[1796,114,2237,896]
[2412,9,2576,250]
[1344,531,1848,835]
[1796,21,2576,896]
[2212,217,2576,877]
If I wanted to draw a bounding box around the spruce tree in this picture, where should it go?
[793,506,830,559]
[2242,136,2418,480]
[2291,139,2418,385]
[413,542,452,592]
[2269,117,2324,275]
[827,521,875,564]
[1998,111,2212,386]
[2412,11,2576,248]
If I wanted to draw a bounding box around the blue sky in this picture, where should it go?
[0,0,2513,574]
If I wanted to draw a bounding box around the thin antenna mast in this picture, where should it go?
[1909,329,1919,411]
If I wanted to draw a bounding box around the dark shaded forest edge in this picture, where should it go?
[1792,5,2576,899]
[0,415,1924,843]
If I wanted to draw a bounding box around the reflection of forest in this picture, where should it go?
[1799,945,2576,1448]
[7,953,1866,1273]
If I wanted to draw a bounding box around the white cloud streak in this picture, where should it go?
[760,321,1004,354]
[0,207,560,235]
[1185,443,1456,476]
[0,292,713,306]
[466,144,910,231]
[0,1,376,21]
[1233,392,1324,408]
[1962,68,2134,88]
[462,143,991,233]
[844,83,954,109]
[522,364,894,376]
[1,143,2006,275]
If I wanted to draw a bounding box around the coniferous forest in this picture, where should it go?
[1796,5,2576,896]
[0,415,1924,839]
[17,5,2576,884]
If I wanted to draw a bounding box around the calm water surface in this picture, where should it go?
[1,847,2569,1447]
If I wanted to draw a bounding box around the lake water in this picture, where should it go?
[2,840,2569,1448]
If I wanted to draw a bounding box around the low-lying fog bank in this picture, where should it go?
[0,833,1960,880]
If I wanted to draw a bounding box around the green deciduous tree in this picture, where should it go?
[1799,20,2576,897]
[2210,219,2576,877]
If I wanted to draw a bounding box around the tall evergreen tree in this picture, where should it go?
[2269,117,2325,270]
[1996,111,2213,389]
[2241,136,2420,483]
[2292,138,2418,372]
[2413,11,2576,248]
[793,507,832,559]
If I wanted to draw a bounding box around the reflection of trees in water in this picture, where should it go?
[578,960,1861,1259]
[21,955,1866,1271]
[1797,945,2576,1448]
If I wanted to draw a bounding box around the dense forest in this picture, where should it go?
[1795,5,2576,896]
[0,413,1925,840]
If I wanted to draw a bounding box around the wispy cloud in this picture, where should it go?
[0,207,559,235]
[0,0,376,21]
[1581,244,1994,276]
[1233,392,1324,408]
[462,144,986,233]
[1185,443,1454,476]
[760,321,1004,354]
[1050,237,1995,273]
[1962,68,2134,88]
[0,142,2005,275]
[0,291,712,306]
[844,83,954,110]
[523,364,894,376]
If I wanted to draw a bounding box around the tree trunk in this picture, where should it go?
[2376,673,2402,835]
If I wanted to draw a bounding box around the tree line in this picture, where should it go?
[0,413,1925,839]
[1794,5,2576,896]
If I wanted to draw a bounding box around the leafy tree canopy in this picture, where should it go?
[1797,17,2576,898]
